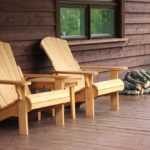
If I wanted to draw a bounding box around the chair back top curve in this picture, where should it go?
[41,37,80,71]
[0,41,30,108]
[41,37,85,91]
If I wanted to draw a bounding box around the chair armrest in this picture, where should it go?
[0,80,31,101]
[49,71,98,89]
[80,66,128,71]
[24,74,81,90]
[49,70,98,76]
[0,80,31,86]
[24,74,73,79]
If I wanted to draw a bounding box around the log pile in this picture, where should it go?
[120,69,150,95]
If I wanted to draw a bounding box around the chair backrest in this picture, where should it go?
[0,41,30,109]
[41,37,85,91]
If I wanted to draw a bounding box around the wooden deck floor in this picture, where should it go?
[0,95,150,150]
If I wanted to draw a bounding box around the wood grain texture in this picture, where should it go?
[0,26,55,41]
[126,13,150,24]
[126,1,150,13]
[1,95,150,149]
[0,0,55,11]
[126,24,150,35]
[0,12,55,26]
[0,0,57,74]
[0,0,149,82]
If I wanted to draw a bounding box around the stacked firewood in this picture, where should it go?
[120,69,150,95]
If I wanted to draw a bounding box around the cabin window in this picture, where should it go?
[59,0,124,40]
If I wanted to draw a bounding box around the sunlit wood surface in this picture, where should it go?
[0,95,150,150]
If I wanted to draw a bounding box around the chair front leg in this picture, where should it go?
[16,85,29,135]
[53,79,65,121]
[110,71,119,111]
[18,100,29,135]
[110,70,119,79]
[111,92,119,111]
[84,75,95,118]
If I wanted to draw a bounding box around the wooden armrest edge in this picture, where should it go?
[24,73,73,79]
[80,66,128,71]
[49,70,98,76]
[0,80,31,86]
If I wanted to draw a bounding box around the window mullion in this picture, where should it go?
[86,4,91,39]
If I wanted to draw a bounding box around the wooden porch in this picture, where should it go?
[0,95,150,150]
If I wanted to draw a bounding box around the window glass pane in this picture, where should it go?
[60,7,85,37]
[91,8,115,36]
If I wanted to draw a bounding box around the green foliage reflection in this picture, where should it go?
[60,8,85,37]
[91,8,114,36]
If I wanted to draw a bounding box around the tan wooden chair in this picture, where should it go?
[41,37,128,118]
[0,41,75,135]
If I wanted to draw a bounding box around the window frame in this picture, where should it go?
[56,0,125,40]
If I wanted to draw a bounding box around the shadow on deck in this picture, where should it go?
[0,95,150,150]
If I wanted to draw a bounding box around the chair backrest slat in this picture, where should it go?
[41,37,85,91]
[41,37,80,71]
[0,41,28,108]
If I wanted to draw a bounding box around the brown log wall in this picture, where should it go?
[0,0,150,81]
[0,0,56,73]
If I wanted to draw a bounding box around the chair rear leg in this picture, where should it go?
[37,112,41,121]
[55,104,65,126]
[111,92,119,111]
[52,108,55,117]
[18,101,29,135]
[35,90,42,121]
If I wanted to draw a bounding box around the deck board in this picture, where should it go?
[0,95,150,150]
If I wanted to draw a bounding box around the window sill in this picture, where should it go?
[68,38,128,46]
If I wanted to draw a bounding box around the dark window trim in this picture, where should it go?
[56,0,125,40]
[61,0,117,6]
[117,0,125,38]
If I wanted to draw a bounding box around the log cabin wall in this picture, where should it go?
[0,0,150,81]
[0,0,57,73]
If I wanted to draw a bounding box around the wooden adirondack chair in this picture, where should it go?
[41,37,128,118]
[0,41,75,135]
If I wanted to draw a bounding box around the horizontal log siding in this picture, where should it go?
[0,0,56,73]
[0,0,150,81]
